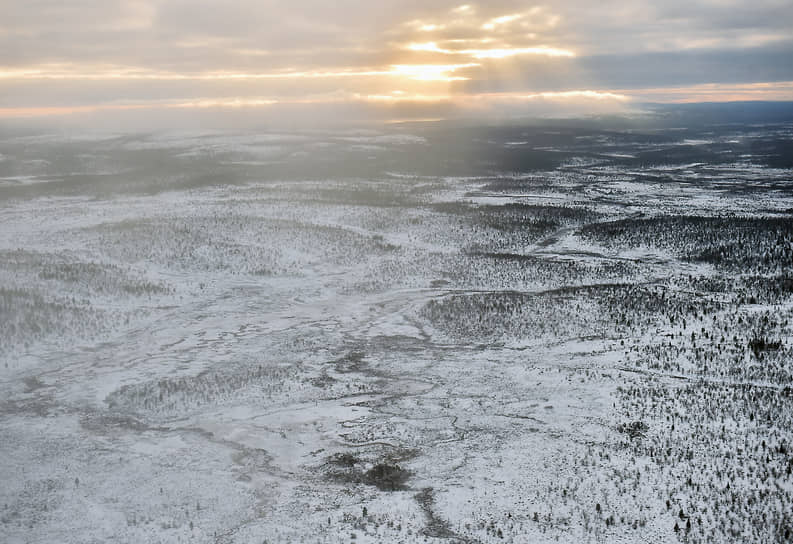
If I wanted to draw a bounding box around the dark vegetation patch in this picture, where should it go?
[627,309,792,384]
[0,287,114,358]
[363,463,411,491]
[682,274,793,305]
[105,363,298,416]
[324,453,412,491]
[1,250,170,298]
[434,202,599,226]
[446,252,639,293]
[332,351,367,374]
[616,421,649,440]
[37,262,169,296]
[751,138,793,169]
[477,175,559,193]
[78,214,400,276]
[0,477,65,528]
[473,203,599,232]
[420,283,720,343]
[22,376,45,393]
[231,448,275,474]
[467,251,538,262]
[748,336,783,358]
[79,413,153,434]
[329,452,359,468]
[581,215,793,271]
[739,275,793,303]
[415,488,460,540]
[629,145,723,167]
[685,275,731,293]
[429,202,603,252]
[310,371,338,389]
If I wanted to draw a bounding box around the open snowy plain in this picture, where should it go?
[1,116,792,543]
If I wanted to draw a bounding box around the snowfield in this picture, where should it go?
[1,120,792,543]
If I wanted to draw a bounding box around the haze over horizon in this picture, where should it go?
[2,0,793,127]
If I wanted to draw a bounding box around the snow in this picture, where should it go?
[1,125,791,543]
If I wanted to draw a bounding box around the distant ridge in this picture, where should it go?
[644,100,793,124]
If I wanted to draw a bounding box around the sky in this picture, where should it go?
[1,0,792,126]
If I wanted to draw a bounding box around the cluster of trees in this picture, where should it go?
[581,215,793,272]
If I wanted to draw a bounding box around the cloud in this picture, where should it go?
[0,1,791,123]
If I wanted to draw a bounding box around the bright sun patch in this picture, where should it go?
[388,63,479,81]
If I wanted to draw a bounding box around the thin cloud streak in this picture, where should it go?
[618,81,793,103]
[0,64,479,82]
[406,42,575,58]
[0,89,628,118]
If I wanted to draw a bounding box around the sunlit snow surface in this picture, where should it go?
[1,120,792,543]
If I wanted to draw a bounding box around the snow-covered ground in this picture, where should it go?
[1,125,791,543]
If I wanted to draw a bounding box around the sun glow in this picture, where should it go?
[407,42,447,53]
[407,42,575,58]
[388,63,479,81]
[482,14,523,30]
